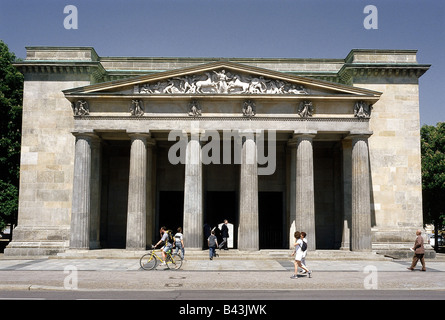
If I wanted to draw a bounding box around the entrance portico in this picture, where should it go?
[65,61,380,252]
[69,129,374,252]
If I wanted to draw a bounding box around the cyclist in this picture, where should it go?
[153,226,173,265]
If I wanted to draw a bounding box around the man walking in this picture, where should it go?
[208,230,218,260]
[407,229,426,271]
[219,219,229,250]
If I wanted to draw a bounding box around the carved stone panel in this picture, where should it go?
[73,100,89,116]
[354,101,372,118]
[135,69,309,95]
[130,99,144,117]
[243,100,256,118]
[188,100,202,117]
[297,100,314,118]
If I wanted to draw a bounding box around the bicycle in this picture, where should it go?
[139,246,183,270]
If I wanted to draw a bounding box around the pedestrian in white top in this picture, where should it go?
[174,227,185,259]
[290,231,312,279]
[299,231,310,275]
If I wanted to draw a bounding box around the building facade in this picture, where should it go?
[5,47,431,257]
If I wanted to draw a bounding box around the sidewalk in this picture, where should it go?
[1,253,445,292]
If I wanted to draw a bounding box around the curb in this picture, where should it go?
[2,284,445,292]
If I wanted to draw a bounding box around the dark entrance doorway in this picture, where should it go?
[158,191,184,236]
[205,191,237,248]
[100,140,130,249]
[259,191,285,249]
[313,141,342,249]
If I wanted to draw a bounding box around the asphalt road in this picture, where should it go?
[1,254,444,312]
[1,289,445,300]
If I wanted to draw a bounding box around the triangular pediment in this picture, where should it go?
[63,61,381,99]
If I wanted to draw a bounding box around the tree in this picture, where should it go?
[421,122,445,251]
[0,40,23,233]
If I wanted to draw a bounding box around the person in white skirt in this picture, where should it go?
[291,231,312,279]
[299,231,310,275]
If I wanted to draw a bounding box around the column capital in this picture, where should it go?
[127,132,151,140]
[72,130,99,140]
[186,129,206,137]
[344,131,373,140]
[293,130,317,136]
[288,131,316,146]
[146,137,156,147]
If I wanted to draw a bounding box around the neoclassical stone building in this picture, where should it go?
[5,47,431,257]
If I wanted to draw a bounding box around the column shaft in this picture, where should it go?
[295,134,316,251]
[288,142,297,248]
[126,134,149,250]
[238,133,259,251]
[89,137,102,249]
[183,135,203,249]
[351,136,372,251]
[70,133,94,249]
[146,140,156,247]
[341,139,352,250]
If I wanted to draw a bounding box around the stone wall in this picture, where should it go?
[5,73,90,255]
[347,50,426,249]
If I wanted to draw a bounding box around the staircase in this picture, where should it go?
[56,248,390,260]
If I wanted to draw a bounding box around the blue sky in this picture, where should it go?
[1,0,443,125]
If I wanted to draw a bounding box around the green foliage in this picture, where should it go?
[421,122,445,230]
[0,181,18,231]
[0,40,23,230]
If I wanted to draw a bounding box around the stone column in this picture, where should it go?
[89,136,102,249]
[238,131,259,251]
[287,140,297,248]
[126,133,150,250]
[183,134,203,249]
[289,132,316,251]
[146,138,156,247]
[350,134,372,251]
[341,139,352,250]
[70,132,97,249]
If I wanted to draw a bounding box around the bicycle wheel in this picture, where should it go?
[166,253,183,270]
[140,252,157,270]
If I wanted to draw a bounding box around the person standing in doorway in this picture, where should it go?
[407,229,426,271]
[219,219,229,250]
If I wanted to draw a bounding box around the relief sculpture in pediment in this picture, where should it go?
[135,69,308,95]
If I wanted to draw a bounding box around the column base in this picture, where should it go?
[3,225,69,256]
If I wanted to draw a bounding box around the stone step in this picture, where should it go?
[55,248,390,260]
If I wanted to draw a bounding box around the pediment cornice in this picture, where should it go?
[63,61,382,100]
